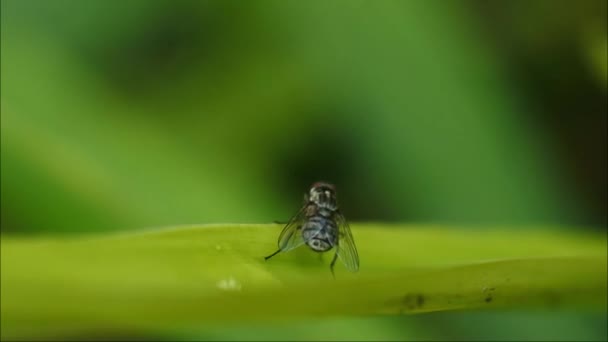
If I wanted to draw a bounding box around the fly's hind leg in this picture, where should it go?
[330,251,339,279]
[264,249,282,261]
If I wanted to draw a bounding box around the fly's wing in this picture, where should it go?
[335,211,360,272]
[277,205,312,252]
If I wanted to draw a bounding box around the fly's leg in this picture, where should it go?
[264,249,282,261]
[330,251,339,279]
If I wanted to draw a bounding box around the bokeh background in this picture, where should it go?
[1,0,606,340]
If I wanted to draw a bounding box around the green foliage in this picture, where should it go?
[1,224,605,340]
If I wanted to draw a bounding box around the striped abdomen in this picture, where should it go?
[302,215,338,252]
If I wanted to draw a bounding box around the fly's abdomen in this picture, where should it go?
[302,216,338,252]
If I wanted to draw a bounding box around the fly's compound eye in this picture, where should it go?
[311,182,336,193]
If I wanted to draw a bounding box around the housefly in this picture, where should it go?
[264,182,359,276]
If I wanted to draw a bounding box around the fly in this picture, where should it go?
[264,182,359,276]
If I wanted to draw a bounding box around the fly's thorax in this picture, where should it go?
[304,203,336,219]
[308,184,338,211]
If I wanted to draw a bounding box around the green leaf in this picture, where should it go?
[1,224,606,340]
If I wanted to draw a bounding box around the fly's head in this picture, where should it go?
[308,182,338,210]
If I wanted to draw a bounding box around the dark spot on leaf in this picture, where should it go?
[485,295,493,303]
[403,293,425,311]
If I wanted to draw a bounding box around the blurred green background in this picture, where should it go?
[1,0,606,340]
